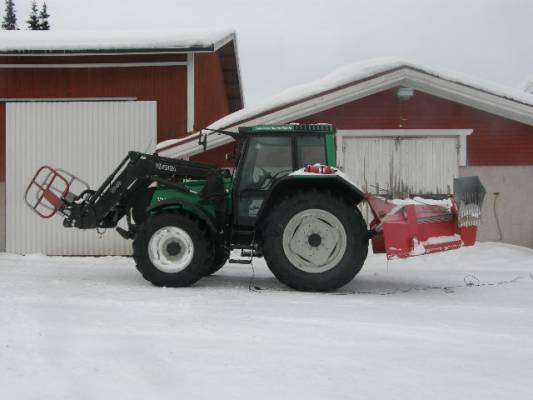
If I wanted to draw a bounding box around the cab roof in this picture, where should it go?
[238,124,335,134]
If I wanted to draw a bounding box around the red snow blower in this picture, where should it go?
[365,176,486,258]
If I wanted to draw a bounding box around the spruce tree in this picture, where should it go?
[2,0,18,30]
[38,2,50,30]
[26,1,39,30]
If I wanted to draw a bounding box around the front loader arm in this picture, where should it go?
[26,151,217,230]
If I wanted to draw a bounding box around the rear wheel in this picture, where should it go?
[133,212,211,287]
[262,192,368,291]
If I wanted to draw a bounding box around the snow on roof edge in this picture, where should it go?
[207,58,533,132]
[0,29,236,53]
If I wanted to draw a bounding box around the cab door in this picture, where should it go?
[234,135,293,226]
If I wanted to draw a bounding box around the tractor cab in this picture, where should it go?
[232,124,337,227]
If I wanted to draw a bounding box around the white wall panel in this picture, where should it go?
[397,138,458,194]
[341,136,459,196]
[341,135,459,224]
[6,101,157,255]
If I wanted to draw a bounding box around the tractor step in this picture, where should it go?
[241,249,263,258]
[228,248,262,264]
[228,259,252,265]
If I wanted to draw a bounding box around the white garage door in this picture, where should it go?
[340,135,460,195]
[6,101,157,255]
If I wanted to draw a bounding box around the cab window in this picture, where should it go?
[239,136,293,191]
[296,136,326,167]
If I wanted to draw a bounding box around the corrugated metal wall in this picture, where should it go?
[6,101,156,255]
[341,136,459,195]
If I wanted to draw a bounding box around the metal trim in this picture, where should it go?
[0,61,187,69]
[1,97,137,102]
[337,129,473,137]
[187,53,195,133]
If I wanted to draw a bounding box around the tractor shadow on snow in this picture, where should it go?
[198,268,460,296]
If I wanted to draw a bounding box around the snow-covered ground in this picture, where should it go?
[1,242,532,400]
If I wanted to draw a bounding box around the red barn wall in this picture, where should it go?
[0,55,193,181]
[191,143,236,167]
[0,65,187,143]
[190,51,235,166]
[0,52,238,176]
[0,54,187,64]
[194,52,230,130]
[190,88,533,167]
[296,89,533,166]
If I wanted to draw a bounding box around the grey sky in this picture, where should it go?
[7,0,533,107]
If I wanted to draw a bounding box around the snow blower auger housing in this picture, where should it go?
[25,124,485,291]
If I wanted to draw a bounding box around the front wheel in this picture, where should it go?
[262,192,368,291]
[205,245,229,276]
[133,212,211,287]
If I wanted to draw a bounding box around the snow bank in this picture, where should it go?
[0,29,235,52]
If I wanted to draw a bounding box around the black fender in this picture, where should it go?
[256,174,366,228]
[147,199,219,234]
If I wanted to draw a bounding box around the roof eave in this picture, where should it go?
[0,31,237,57]
[213,32,236,52]
[402,68,533,126]
[0,45,217,56]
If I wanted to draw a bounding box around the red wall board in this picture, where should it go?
[296,89,533,166]
[194,88,533,166]
[0,66,187,142]
[190,142,235,167]
[194,52,230,131]
[0,54,187,64]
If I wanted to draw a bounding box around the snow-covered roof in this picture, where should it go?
[157,58,533,157]
[522,75,533,94]
[213,58,533,125]
[0,29,236,54]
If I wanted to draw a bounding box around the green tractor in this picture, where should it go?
[25,123,485,291]
[26,124,369,291]
[140,124,368,291]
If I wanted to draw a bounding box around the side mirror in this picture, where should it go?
[198,132,208,151]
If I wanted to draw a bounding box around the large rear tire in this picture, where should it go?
[262,191,368,291]
[133,212,211,287]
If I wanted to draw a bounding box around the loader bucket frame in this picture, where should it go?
[25,166,71,218]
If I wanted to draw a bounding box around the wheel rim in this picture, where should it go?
[148,226,194,273]
[282,208,347,274]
